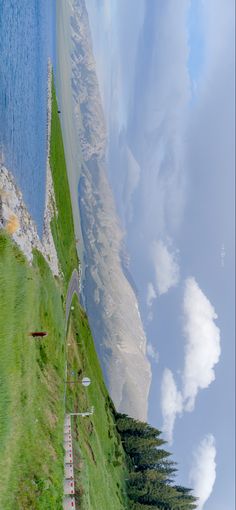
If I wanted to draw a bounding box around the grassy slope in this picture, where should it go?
[66,297,128,510]
[0,234,65,509]
[50,81,78,289]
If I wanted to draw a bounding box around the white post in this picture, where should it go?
[70,407,94,417]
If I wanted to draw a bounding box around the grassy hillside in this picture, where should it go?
[66,297,129,509]
[0,233,65,509]
[50,80,78,288]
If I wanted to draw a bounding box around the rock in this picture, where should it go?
[0,61,60,276]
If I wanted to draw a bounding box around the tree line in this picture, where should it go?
[115,413,197,510]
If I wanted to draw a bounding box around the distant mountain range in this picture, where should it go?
[68,0,151,421]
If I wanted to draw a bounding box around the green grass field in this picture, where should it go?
[65,297,128,509]
[50,81,79,289]
[0,233,65,509]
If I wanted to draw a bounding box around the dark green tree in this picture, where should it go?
[123,435,166,455]
[116,414,163,439]
[115,413,197,510]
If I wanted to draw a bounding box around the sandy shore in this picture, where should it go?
[0,61,59,276]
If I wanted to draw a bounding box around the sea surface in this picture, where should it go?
[0,0,55,235]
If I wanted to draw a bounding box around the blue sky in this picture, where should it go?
[188,0,205,87]
[85,1,235,508]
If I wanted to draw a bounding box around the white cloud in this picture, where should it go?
[151,240,180,296]
[134,0,191,239]
[182,277,221,411]
[147,343,159,364]
[161,278,221,444]
[146,282,157,307]
[161,368,183,444]
[189,434,217,510]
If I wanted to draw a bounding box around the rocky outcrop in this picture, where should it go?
[0,164,58,275]
[0,62,59,276]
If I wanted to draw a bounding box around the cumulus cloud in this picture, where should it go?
[189,434,217,510]
[147,343,159,364]
[161,368,183,444]
[161,279,221,443]
[151,240,180,296]
[146,282,157,307]
[182,277,221,411]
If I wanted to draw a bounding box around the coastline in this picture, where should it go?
[0,61,59,276]
[42,60,60,275]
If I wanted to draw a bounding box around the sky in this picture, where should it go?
[85,1,235,509]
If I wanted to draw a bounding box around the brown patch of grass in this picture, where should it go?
[84,441,97,465]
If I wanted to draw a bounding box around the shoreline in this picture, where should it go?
[0,60,59,276]
[41,59,60,275]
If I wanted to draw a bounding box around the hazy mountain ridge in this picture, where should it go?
[69,0,151,420]
[70,0,106,162]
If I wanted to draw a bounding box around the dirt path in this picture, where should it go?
[65,269,80,325]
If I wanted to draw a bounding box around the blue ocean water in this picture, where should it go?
[0,0,55,235]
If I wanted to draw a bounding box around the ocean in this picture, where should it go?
[0,0,55,235]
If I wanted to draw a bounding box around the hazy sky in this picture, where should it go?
[85,1,235,508]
